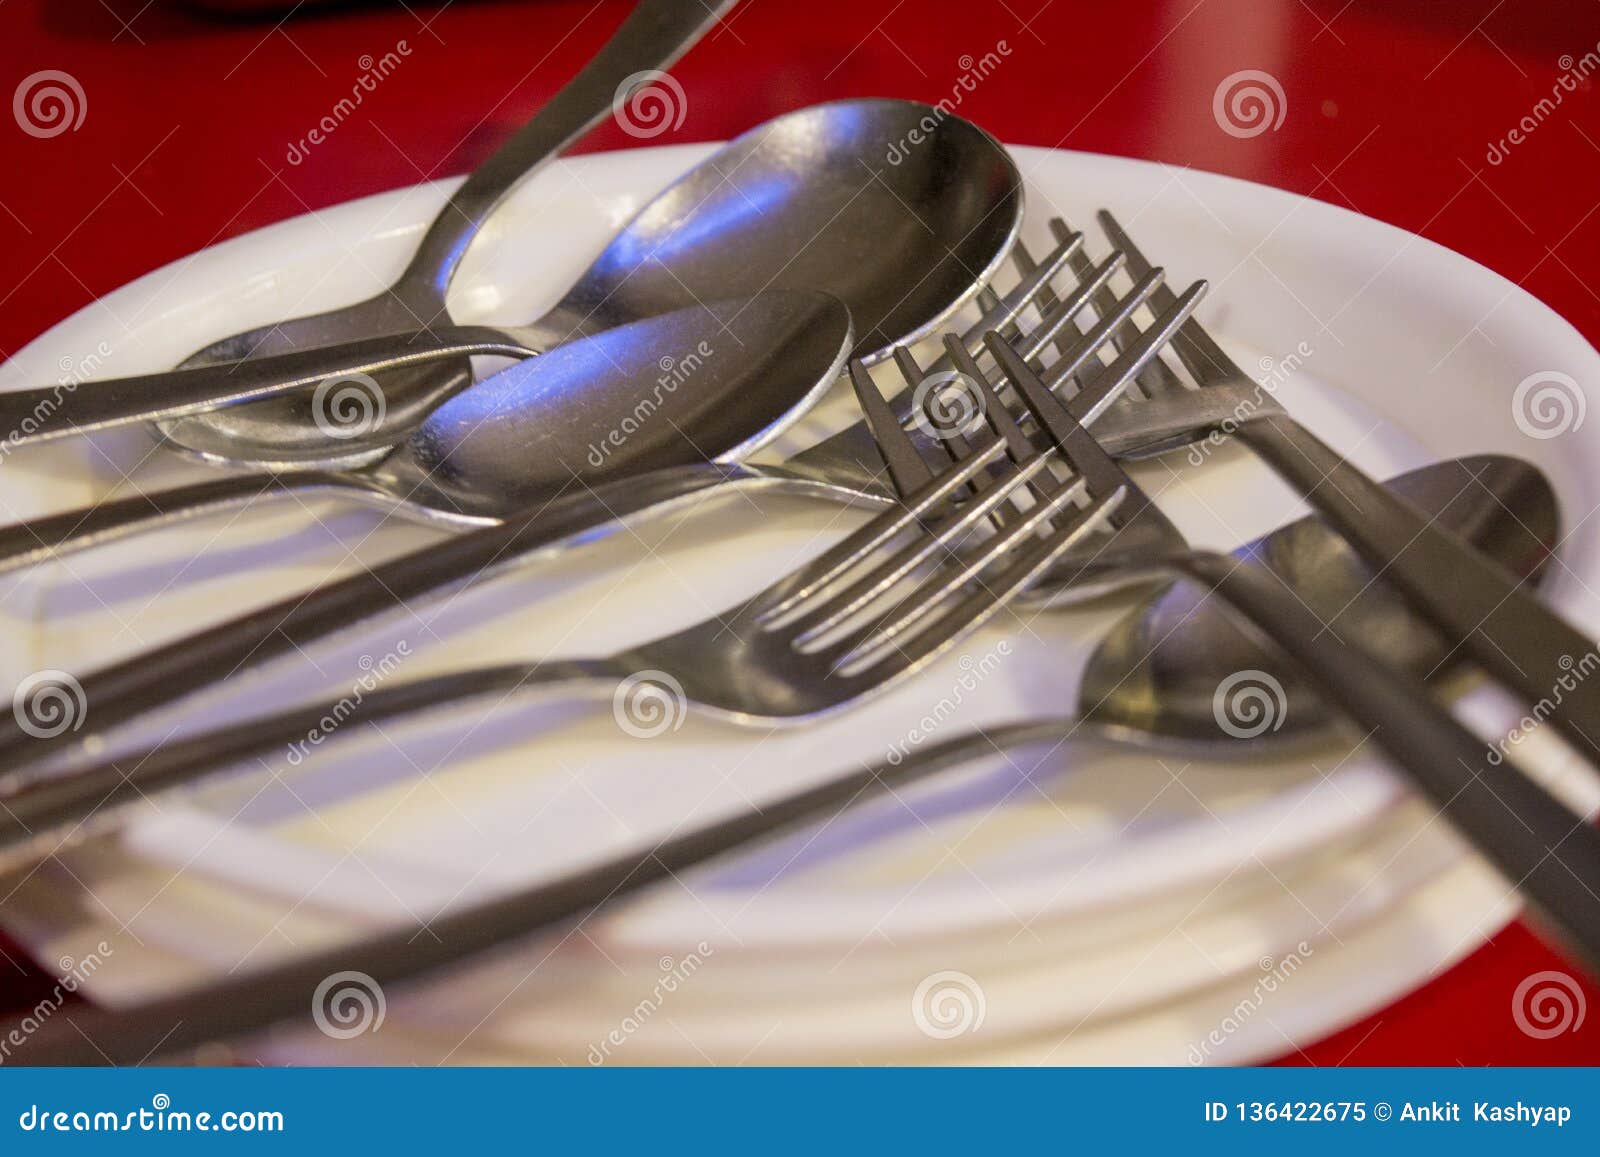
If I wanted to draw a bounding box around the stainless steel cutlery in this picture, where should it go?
[0,98,1021,467]
[1,37,1598,1063]
[10,329,1591,1064]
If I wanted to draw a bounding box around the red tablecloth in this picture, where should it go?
[1,0,1598,1064]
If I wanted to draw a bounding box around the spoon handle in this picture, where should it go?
[397,0,737,303]
[1,714,1066,1065]
[0,464,740,781]
[0,471,390,575]
[0,326,533,450]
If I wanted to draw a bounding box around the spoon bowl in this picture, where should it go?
[159,99,1023,467]
[1078,454,1559,749]
[381,291,853,522]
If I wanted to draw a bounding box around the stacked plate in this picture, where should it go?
[2,145,1598,1064]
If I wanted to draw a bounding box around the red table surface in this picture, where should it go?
[2,0,1599,1065]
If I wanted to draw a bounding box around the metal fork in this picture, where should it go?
[0,349,1139,873]
[1083,209,1600,767]
[16,329,1598,1066]
[0,232,1206,784]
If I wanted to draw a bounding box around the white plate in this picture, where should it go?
[0,776,1500,1064]
[2,142,1598,1062]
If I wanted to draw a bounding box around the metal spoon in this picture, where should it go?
[0,456,1558,1064]
[159,0,736,467]
[140,98,1020,467]
[1079,453,1560,747]
[0,221,1086,574]
[0,293,852,569]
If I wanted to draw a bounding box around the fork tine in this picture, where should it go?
[754,434,1008,625]
[898,346,997,509]
[942,334,1050,470]
[789,454,1058,646]
[1015,251,1125,372]
[825,477,1122,676]
[986,329,1187,546]
[849,358,933,497]
[1009,231,1071,360]
[1095,210,1238,384]
[1037,266,1161,398]
[986,330,1161,526]
[1049,217,1189,400]
[1059,280,1209,426]
[937,227,1084,366]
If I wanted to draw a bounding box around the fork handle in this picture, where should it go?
[0,464,741,782]
[0,471,392,575]
[0,326,532,449]
[1175,549,1600,971]
[1237,412,1600,765]
[4,713,1066,1065]
[0,658,623,878]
